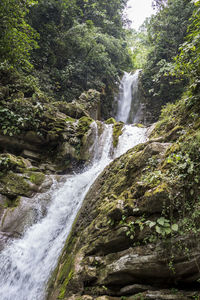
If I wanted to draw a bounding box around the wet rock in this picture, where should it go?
[0,197,38,234]
[119,284,154,295]
[22,149,41,161]
[38,176,53,193]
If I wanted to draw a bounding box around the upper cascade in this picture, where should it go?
[115,70,142,124]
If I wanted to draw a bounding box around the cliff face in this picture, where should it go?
[47,95,200,300]
[0,73,101,248]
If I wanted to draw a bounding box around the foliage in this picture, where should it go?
[141,0,194,111]
[175,0,200,95]
[0,0,39,70]
[0,101,43,137]
[126,28,151,69]
[152,0,168,10]
[28,0,131,102]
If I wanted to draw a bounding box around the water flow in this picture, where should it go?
[0,122,147,300]
[116,70,141,124]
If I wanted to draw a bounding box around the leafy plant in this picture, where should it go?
[0,0,39,70]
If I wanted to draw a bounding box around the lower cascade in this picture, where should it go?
[0,122,147,300]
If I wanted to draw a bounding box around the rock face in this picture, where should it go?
[0,96,101,249]
[47,127,200,300]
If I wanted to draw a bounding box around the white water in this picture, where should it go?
[114,125,147,159]
[0,121,147,300]
[116,70,141,124]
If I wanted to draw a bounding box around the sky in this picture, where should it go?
[125,0,155,30]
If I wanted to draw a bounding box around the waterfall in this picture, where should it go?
[0,121,147,300]
[116,70,142,124]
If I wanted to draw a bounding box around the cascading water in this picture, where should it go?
[0,71,147,300]
[0,122,147,300]
[116,70,142,124]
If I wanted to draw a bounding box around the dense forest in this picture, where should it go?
[0,0,199,123]
[1,0,200,299]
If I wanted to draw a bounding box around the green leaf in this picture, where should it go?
[171,224,179,232]
[156,225,162,234]
[157,217,165,226]
[165,228,172,235]
[146,220,156,228]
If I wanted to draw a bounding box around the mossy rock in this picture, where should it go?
[0,172,33,198]
[140,183,170,214]
[113,122,124,148]
[0,153,30,172]
[134,123,145,128]
[65,116,76,123]
[53,101,88,119]
[77,116,93,136]
[105,118,116,125]
[28,171,45,186]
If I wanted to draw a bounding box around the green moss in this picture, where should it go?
[65,116,76,123]
[135,123,145,128]
[113,122,124,148]
[29,172,45,185]
[147,183,168,197]
[105,117,116,125]
[77,116,93,135]
[0,153,27,172]
[0,172,32,197]
[58,270,73,299]
[58,256,74,284]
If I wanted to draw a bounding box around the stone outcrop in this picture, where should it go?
[0,95,101,249]
[47,123,200,300]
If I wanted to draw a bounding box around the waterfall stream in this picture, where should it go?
[116,70,142,124]
[0,74,147,300]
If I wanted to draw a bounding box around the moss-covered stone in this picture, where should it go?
[0,172,33,197]
[65,116,76,123]
[0,153,29,172]
[78,89,101,120]
[77,116,93,135]
[105,118,116,125]
[140,183,170,214]
[134,123,145,128]
[112,122,124,148]
[53,101,88,119]
[29,172,45,186]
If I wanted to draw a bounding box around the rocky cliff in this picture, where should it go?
[0,68,102,248]
[47,94,200,300]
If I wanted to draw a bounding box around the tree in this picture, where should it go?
[152,0,168,10]
[28,0,132,101]
[175,0,200,94]
[0,0,39,70]
[142,0,194,108]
